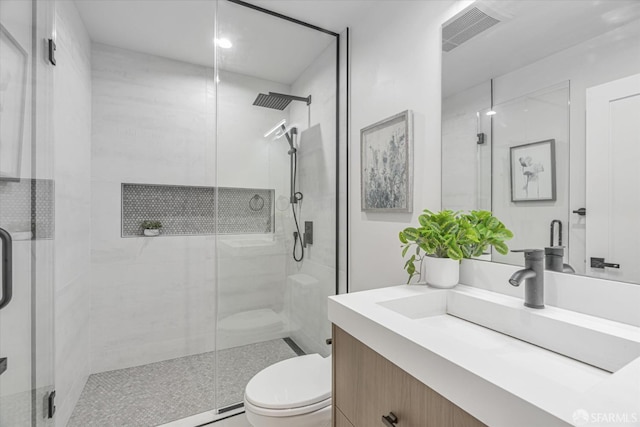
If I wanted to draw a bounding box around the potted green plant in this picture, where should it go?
[141,220,162,237]
[399,210,513,287]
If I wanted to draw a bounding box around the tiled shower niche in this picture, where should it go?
[0,179,55,240]
[121,183,274,237]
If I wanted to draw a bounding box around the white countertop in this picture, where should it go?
[328,284,640,427]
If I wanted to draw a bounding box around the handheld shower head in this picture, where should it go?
[275,125,296,140]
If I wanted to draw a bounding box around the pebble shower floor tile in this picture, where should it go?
[67,339,298,427]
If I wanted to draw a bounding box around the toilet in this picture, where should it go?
[244,353,332,427]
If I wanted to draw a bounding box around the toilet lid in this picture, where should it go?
[245,354,331,410]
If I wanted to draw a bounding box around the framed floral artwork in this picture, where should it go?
[360,110,413,212]
[510,139,556,202]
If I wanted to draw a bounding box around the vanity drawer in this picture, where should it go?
[332,324,485,427]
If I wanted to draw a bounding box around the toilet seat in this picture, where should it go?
[244,396,331,417]
[244,353,331,417]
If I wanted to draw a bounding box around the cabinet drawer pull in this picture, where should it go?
[382,412,398,426]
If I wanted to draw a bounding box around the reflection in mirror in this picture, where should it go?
[441,0,640,284]
[492,82,569,266]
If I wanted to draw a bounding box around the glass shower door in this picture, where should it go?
[0,0,55,425]
[215,0,340,413]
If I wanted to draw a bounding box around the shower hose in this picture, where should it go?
[291,150,304,262]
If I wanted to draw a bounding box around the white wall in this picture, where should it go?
[90,44,217,372]
[349,1,463,292]
[53,1,92,425]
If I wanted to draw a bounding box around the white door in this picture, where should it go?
[586,73,640,282]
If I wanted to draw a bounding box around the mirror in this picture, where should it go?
[441,0,640,284]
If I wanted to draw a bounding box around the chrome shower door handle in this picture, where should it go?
[0,227,13,310]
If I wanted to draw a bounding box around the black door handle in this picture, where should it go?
[0,227,13,310]
[382,412,398,427]
[590,257,620,269]
[572,208,586,216]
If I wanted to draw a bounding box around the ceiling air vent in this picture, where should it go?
[442,7,501,52]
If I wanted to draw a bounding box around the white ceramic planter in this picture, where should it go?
[143,229,160,237]
[423,256,459,288]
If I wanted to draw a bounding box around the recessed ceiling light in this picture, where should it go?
[215,38,232,49]
[486,110,497,116]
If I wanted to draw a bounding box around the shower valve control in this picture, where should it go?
[304,221,313,247]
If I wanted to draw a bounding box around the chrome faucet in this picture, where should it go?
[509,249,545,309]
[544,246,575,273]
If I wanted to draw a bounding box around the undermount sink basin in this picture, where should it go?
[378,286,640,373]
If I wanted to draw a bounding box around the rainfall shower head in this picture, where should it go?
[253,92,312,110]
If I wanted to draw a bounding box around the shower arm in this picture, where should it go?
[269,92,312,106]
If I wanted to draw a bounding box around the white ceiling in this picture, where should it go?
[243,0,374,33]
[74,0,370,85]
[443,0,640,97]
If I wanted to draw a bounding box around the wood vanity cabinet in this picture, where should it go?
[332,325,486,427]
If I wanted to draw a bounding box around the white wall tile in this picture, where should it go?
[91,43,215,187]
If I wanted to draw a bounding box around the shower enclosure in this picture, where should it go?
[0,0,345,426]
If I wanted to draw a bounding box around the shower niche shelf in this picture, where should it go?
[121,183,274,237]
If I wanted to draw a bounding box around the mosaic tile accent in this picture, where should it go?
[121,184,274,237]
[217,187,273,234]
[0,179,55,239]
[68,339,298,427]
